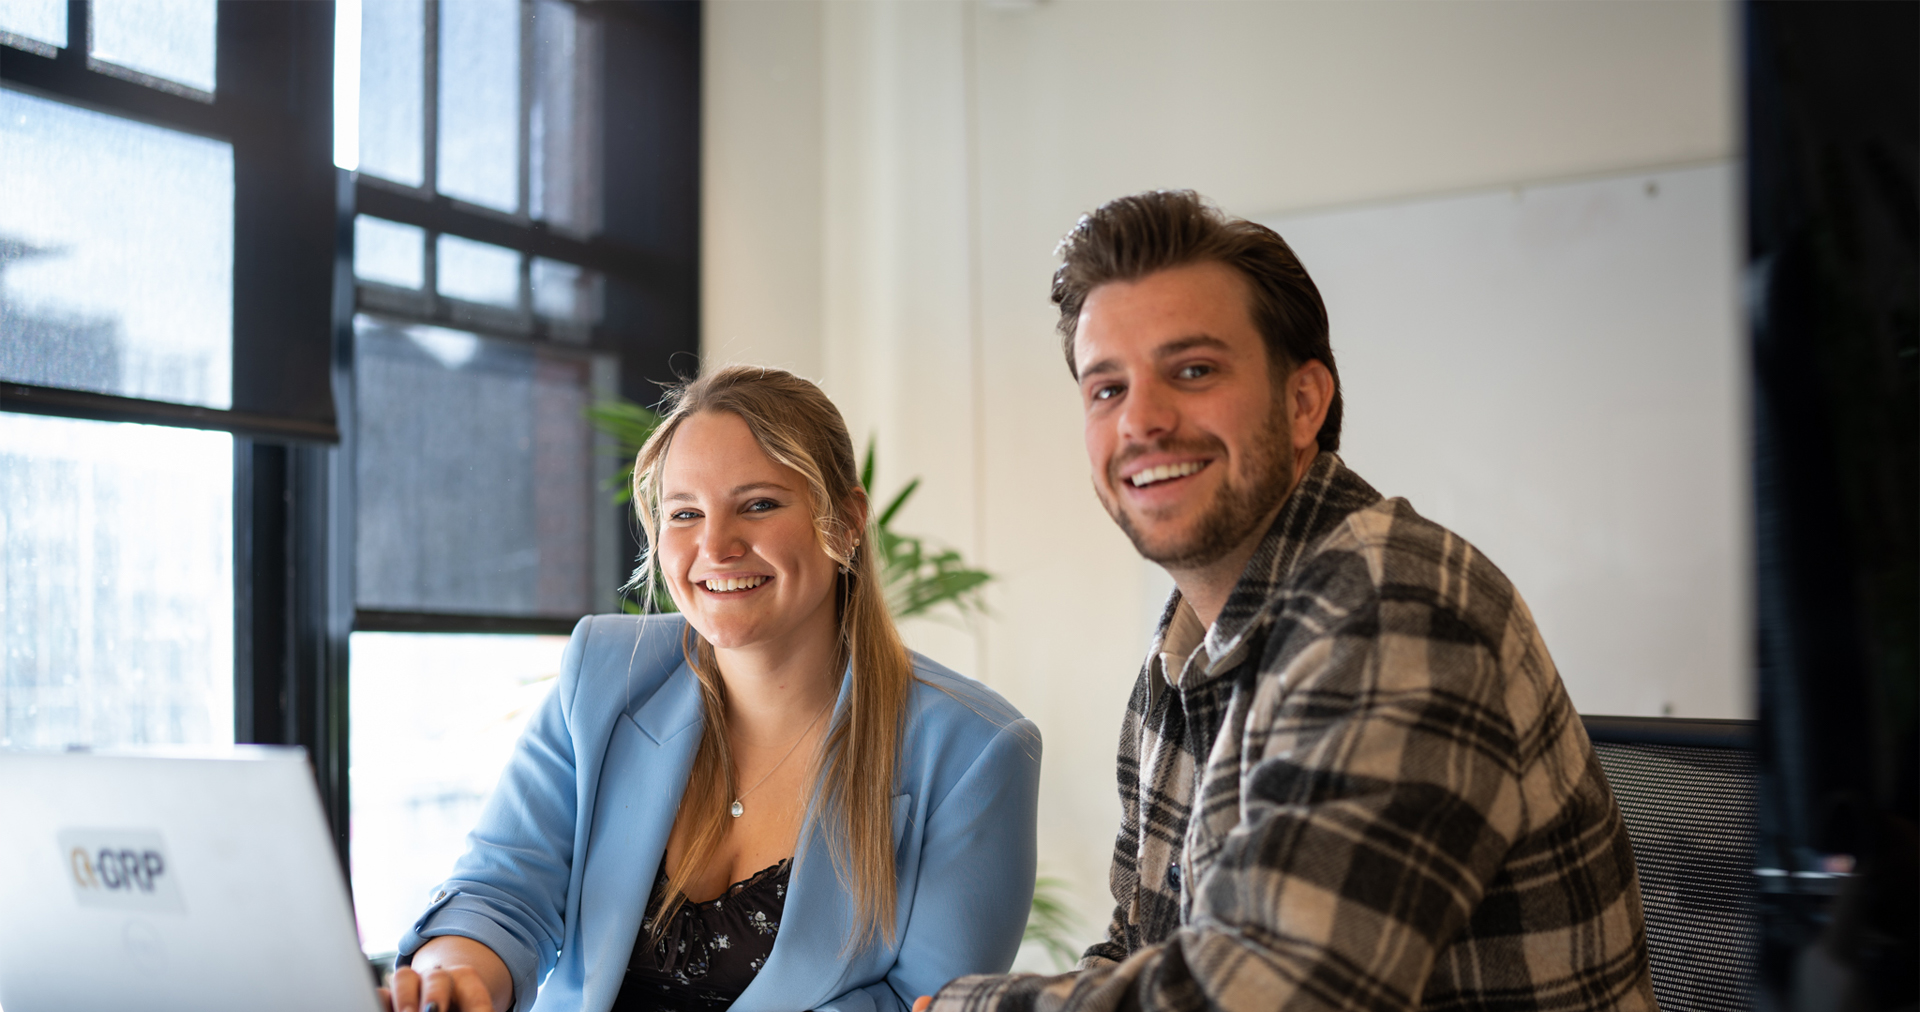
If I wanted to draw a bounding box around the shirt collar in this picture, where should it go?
[1157,597,1209,691]
[1145,452,1385,692]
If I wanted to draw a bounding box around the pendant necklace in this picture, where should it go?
[730,694,834,819]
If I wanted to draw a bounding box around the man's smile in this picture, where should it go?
[1125,459,1210,488]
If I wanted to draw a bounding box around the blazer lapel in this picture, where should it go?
[577,662,704,1012]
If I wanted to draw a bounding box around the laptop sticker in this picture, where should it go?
[58,828,186,914]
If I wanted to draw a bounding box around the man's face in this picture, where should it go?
[1074,261,1294,570]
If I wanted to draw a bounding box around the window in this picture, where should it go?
[0,81,237,751]
[2,0,698,968]
[3,1,340,833]
[0,1,247,753]
[87,0,218,100]
[341,0,626,632]
[0,0,64,60]
[0,413,233,749]
[338,0,699,956]
[352,315,615,620]
[0,87,233,408]
[347,631,564,955]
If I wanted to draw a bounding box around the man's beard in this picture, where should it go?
[1098,403,1294,571]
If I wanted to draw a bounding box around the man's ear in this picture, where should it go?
[1287,360,1335,454]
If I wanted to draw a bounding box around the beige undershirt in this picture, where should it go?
[1158,597,1212,691]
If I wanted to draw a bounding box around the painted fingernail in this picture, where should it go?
[423,1004,439,1012]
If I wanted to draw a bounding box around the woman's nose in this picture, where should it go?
[700,517,748,562]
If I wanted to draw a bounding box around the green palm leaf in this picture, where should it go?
[1023,875,1082,971]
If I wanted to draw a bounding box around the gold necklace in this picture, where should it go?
[730,695,834,819]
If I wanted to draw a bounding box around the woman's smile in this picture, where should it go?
[701,574,772,594]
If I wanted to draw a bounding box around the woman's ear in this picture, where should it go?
[844,488,872,552]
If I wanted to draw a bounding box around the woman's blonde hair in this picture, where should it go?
[628,365,913,949]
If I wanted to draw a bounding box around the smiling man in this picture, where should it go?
[930,191,1655,1012]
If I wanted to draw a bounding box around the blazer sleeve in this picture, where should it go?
[396,618,591,1012]
[816,717,1045,1012]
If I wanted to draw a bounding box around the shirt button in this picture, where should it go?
[431,889,448,903]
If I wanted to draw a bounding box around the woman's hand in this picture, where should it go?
[380,936,513,1012]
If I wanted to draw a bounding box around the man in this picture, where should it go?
[928,191,1655,1012]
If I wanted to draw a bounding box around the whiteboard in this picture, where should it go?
[1254,163,1748,718]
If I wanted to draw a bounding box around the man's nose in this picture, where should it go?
[1117,379,1177,442]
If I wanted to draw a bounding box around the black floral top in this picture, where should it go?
[612,858,791,1012]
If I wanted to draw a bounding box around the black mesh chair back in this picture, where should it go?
[1583,716,1759,1012]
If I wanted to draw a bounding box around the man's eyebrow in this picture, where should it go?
[1154,334,1232,359]
[1079,334,1231,379]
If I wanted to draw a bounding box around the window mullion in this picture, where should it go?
[422,0,438,201]
[518,0,534,315]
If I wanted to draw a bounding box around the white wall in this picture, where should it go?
[704,0,1737,960]
[1264,163,1747,720]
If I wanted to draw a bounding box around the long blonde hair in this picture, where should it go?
[628,366,913,949]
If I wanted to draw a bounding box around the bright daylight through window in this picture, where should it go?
[1,49,236,753]
[0,413,234,750]
[348,632,565,955]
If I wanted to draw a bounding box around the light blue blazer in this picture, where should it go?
[398,614,1042,1012]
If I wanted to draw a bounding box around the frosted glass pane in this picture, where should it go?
[529,0,599,233]
[358,0,424,187]
[0,413,233,750]
[0,0,65,54]
[89,0,217,97]
[437,0,520,212]
[354,216,425,289]
[354,316,598,616]
[349,631,563,954]
[0,89,233,408]
[531,257,599,322]
[437,233,520,307]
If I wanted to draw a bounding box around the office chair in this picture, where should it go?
[1583,715,1759,1012]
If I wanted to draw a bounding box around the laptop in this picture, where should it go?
[0,747,384,1012]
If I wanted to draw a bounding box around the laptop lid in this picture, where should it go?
[0,747,383,1012]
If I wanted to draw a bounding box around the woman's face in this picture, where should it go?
[655,410,847,655]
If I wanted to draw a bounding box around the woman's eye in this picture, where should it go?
[744,499,780,513]
[668,509,700,522]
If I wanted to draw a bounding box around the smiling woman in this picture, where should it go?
[628,370,911,946]
[389,366,1042,1012]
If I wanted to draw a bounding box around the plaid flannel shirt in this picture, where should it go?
[935,453,1655,1012]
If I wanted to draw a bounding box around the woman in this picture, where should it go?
[384,367,1041,1012]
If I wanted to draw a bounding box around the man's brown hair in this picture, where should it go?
[1052,189,1342,452]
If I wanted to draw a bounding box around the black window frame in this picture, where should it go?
[0,0,701,877]
[346,0,701,639]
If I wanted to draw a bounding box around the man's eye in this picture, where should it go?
[1091,384,1123,402]
[1176,363,1213,380]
